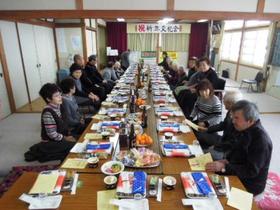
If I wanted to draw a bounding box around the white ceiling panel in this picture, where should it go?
[264,0,280,13]
[0,0,76,10]
[174,0,258,12]
[84,0,167,10]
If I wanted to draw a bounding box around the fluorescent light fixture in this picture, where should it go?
[157,17,174,24]
[117,18,125,22]
[197,19,208,23]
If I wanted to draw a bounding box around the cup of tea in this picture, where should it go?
[163,176,176,190]
[104,175,118,189]
[101,131,110,140]
[160,115,168,121]
[110,114,117,121]
[87,157,99,168]
[164,132,174,140]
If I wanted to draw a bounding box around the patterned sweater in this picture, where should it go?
[41,104,65,141]
[190,95,222,127]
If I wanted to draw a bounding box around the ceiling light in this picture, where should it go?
[197,19,208,23]
[157,17,174,24]
[117,18,125,22]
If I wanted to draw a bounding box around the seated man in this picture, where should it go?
[196,90,243,153]
[206,100,273,196]
[24,83,75,162]
[84,55,113,94]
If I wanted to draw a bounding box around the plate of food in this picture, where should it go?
[101,161,125,175]
[115,148,161,168]
[136,133,153,147]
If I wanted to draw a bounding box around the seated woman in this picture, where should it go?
[177,57,219,118]
[190,79,222,128]
[24,83,75,162]
[103,61,118,84]
[187,56,198,80]
[60,78,91,138]
[70,63,101,114]
[114,61,124,79]
[196,90,243,154]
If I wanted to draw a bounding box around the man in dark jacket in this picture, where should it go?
[206,100,273,196]
[84,55,113,94]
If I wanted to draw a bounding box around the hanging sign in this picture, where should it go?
[127,24,191,33]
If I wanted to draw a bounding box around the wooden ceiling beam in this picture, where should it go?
[0,10,279,20]
[257,0,265,13]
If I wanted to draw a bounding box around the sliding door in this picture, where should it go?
[34,25,58,85]
[17,23,42,101]
[0,20,29,109]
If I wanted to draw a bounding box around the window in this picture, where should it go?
[220,32,241,62]
[220,20,271,67]
[240,29,269,67]
[224,20,243,30]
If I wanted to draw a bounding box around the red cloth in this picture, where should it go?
[106,22,127,56]
[188,23,209,58]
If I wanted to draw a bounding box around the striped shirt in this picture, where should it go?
[190,95,222,126]
[42,104,63,141]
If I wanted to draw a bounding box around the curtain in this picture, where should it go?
[106,22,127,55]
[161,33,189,51]
[188,23,209,58]
[127,33,158,51]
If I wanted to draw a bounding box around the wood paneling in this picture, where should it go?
[167,0,174,11]
[0,32,16,112]
[257,0,265,13]
[75,0,83,10]
[0,10,279,20]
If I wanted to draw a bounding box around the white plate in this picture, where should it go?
[101,161,124,175]
[139,105,151,110]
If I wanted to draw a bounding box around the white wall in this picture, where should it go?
[220,61,237,80]
[0,60,11,118]
[174,0,258,12]
[55,28,83,69]
[264,0,280,13]
[0,20,29,109]
[0,0,75,10]
[84,0,167,10]
[266,65,280,99]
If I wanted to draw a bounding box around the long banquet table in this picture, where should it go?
[0,64,260,210]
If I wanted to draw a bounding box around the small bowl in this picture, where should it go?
[109,114,117,120]
[163,176,176,190]
[87,157,99,168]
[160,115,168,121]
[104,175,118,189]
[164,132,174,140]
[101,131,110,140]
[159,103,165,107]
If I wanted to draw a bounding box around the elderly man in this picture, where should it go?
[196,91,243,156]
[206,100,272,196]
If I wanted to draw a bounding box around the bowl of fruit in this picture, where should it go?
[101,161,124,176]
[136,133,153,147]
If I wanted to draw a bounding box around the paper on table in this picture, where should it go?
[182,198,223,210]
[227,187,253,210]
[70,140,89,153]
[188,153,213,171]
[29,173,59,194]
[97,190,118,210]
[61,158,88,169]
[184,119,199,131]
[84,133,103,140]
[188,145,204,157]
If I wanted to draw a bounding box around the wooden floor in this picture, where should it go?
[16,97,45,113]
